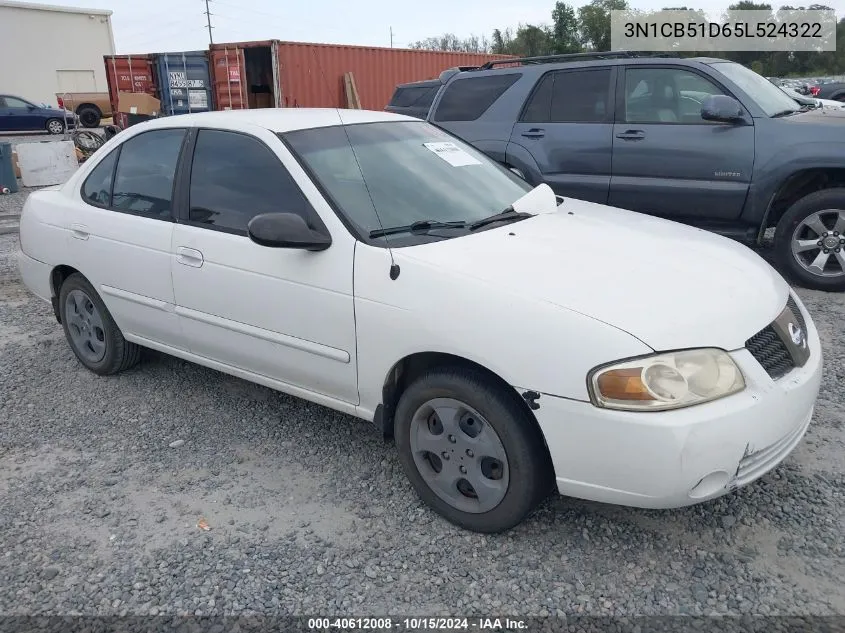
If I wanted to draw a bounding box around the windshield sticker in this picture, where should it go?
[423,142,482,167]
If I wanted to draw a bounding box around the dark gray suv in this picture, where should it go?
[424,52,845,291]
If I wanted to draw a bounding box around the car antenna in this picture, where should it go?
[310,50,400,281]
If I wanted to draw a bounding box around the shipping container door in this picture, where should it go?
[156,52,213,115]
[271,41,284,107]
[210,47,247,110]
[104,55,157,115]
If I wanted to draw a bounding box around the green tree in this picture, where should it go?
[551,1,582,53]
[578,0,630,51]
[409,33,491,53]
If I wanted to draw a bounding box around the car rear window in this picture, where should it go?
[390,85,440,108]
[433,73,522,122]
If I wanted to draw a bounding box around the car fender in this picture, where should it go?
[745,141,845,234]
[352,244,653,418]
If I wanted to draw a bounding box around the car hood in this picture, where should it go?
[399,194,789,351]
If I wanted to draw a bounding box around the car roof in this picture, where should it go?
[449,55,732,80]
[136,108,418,133]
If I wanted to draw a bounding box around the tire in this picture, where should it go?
[394,366,552,533]
[77,105,101,128]
[58,273,141,375]
[45,118,65,135]
[774,188,845,291]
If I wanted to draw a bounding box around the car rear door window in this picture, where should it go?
[81,148,119,207]
[549,69,612,123]
[111,129,186,219]
[433,73,521,122]
[188,129,314,234]
[521,73,555,123]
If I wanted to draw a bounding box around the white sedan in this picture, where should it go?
[17,109,822,533]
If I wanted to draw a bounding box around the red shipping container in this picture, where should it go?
[209,40,514,112]
[104,54,158,116]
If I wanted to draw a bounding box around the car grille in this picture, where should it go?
[786,295,806,332]
[745,326,795,380]
[744,294,807,380]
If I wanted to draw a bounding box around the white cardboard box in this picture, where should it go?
[15,140,78,187]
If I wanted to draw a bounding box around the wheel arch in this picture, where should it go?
[49,264,81,323]
[375,351,551,457]
[761,167,845,237]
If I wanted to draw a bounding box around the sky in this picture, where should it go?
[31,0,845,53]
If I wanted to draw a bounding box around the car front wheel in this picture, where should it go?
[58,273,141,375]
[775,188,845,291]
[45,118,65,135]
[394,366,552,533]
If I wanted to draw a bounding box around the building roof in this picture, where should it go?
[0,1,112,16]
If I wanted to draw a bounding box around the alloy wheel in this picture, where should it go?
[791,209,845,278]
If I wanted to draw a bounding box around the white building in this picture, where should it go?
[0,0,115,107]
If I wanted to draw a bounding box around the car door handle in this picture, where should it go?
[176,246,204,268]
[521,128,545,138]
[616,130,645,140]
[70,223,89,240]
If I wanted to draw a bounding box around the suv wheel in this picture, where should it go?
[774,188,845,291]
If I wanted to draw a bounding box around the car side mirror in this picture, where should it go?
[701,95,745,123]
[247,212,331,251]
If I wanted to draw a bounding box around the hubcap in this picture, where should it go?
[48,121,63,134]
[791,209,845,278]
[409,398,509,514]
[65,289,107,363]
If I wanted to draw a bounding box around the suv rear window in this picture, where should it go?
[433,73,521,122]
[390,84,440,108]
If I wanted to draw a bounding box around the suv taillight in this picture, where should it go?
[810,86,820,96]
[57,97,64,108]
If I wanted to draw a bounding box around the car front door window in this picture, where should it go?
[5,97,30,109]
[188,129,316,233]
[625,68,725,124]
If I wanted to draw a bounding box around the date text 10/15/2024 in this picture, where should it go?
[307,617,528,630]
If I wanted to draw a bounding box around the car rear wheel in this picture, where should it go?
[774,188,845,291]
[77,105,101,128]
[45,118,65,135]
[58,273,141,375]
[394,366,552,533]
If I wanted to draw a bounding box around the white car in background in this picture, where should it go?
[780,85,845,110]
[17,109,822,532]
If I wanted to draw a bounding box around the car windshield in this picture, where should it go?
[711,62,800,117]
[282,121,533,244]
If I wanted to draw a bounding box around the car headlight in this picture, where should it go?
[588,348,745,411]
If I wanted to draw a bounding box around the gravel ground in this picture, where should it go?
[0,192,843,617]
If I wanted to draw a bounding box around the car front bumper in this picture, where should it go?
[524,308,823,509]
